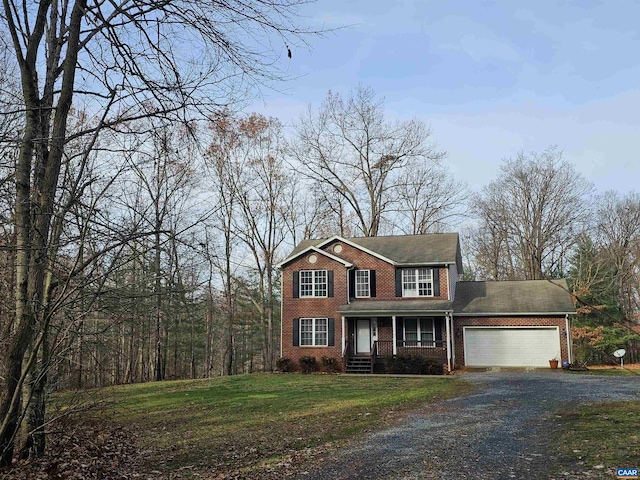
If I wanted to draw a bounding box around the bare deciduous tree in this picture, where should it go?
[595,191,640,318]
[207,113,291,372]
[125,119,199,381]
[393,161,468,234]
[0,0,318,464]
[290,85,446,237]
[471,147,593,280]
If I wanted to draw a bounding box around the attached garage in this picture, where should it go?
[453,280,576,368]
[464,326,561,367]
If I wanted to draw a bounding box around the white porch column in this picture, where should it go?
[445,313,452,372]
[450,314,456,368]
[392,315,397,355]
[341,316,346,356]
[565,314,572,363]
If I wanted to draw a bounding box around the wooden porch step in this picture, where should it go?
[345,356,373,374]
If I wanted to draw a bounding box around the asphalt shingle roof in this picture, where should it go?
[453,279,576,314]
[338,299,453,314]
[286,233,462,269]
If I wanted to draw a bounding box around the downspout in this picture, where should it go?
[445,312,452,373]
[450,312,456,370]
[280,269,283,358]
[565,314,572,363]
[446,266,450,300]
[344,266,354,356]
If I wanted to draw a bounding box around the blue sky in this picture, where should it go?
[248,0,639,194]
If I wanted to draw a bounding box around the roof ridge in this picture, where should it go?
[457,279,567,283]
[346,232,458,240]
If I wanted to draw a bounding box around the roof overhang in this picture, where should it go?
[338,299,454,316]
[395,262,455,267]
[340,309,453,317]
[315,235,397,265]
[276,245,353,269]
[454,312,577,317]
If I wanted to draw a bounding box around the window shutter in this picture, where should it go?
[327,270,334,297]
[348,269,356,299]
[395,317,403,347]
[370,270,376,297]
[433,268,440,297]
[435,318,443,342]
[292,271,299,298]
[293,318,300,346]
[395,269,402,297]
[328,318,335,346]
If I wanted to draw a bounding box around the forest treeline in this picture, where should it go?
[0,0,638,465]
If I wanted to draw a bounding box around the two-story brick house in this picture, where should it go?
[278,233,576,373]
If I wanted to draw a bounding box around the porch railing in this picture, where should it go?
[370,342,377,373]
[342,341,353,372]
[374,340,447,360]
[346,339,447,370]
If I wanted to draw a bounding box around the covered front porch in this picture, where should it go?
[338,301,456,373]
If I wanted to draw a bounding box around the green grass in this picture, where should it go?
[555,401,640,472]
[71,373,468,476]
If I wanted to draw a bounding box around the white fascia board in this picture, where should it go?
[454,312,577,317]
[316,236,397,265]
[341,309,453,317]
[395,262,456,267]
[275,245,353,269]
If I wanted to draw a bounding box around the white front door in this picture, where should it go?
[356,319,371,354]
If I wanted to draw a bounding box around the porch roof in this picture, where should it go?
[338,299,453,316]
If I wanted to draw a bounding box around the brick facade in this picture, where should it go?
[280,235,574,372]
[281,252,347,364]
[453,316,570,368]
[318,240,450,302]
[281,239,452,367]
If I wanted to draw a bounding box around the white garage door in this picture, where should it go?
[464,327,560,367]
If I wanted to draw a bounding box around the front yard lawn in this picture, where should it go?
[61,374,469,478]
[555,401,640,476]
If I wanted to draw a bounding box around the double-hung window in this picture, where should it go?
[300,270,327,297]
[355,270,370,298]
[402,268,433,297]
[403,318,435,347]
[300,318,328,346]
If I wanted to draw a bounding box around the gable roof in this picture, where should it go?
[275,245,353,269]
[453,279,576,315]
[281,233,463,270]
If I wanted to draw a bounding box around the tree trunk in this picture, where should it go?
[18,329,48,459]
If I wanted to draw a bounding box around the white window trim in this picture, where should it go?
[355,270,370,298]
[403,317,436,347]
[402,268,434,298]
[300,317,329,347]
[299,269,328,298]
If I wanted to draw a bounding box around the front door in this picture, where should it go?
[356,319,371,354]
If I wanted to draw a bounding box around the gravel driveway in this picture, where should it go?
[299,371,640,480]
